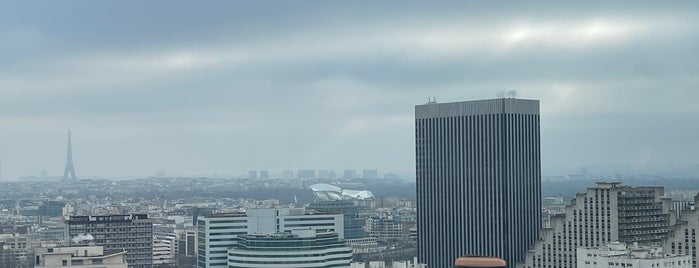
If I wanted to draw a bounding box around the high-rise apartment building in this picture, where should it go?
[415,98,541,268]
[65,214,153,268]
[518,182,674,268]
[196,208,344,268]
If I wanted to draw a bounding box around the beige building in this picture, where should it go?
[577,242,691,268]
[518,182,675,268]
[34,245,127,268]
[666,193,699,268]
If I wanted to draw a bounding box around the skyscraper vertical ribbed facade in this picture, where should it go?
[415,98,541,268]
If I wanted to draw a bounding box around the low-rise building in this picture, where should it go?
[577,242,692,268]
[34,245,127,268]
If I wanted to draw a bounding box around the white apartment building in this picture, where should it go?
[518,182,675,268]
[197,208,344,268]
[34,245,127,268]
[577,242,692,268]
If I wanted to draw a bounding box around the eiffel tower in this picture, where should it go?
[63,130,77,180]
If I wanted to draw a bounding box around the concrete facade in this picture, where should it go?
[518,182,674,268]
[65,214,153,268]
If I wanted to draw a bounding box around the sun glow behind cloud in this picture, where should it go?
[501,19,643,50]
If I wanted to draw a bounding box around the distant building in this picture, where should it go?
[34,245,127,268]
[577,242,692,268]
[153,225,176,265]
[38,201,66,217]
[308,200,367,240]
[259,170,269,179]
[367,217,403,242]
[343,169,357,180]
[175,229,196,257]
[65,214,153,268]
[197,208,344,268]
[247,170,257,179]
[1,234,35,265]
[672,200,695,221]
[362,169,378,179]
[666,193,699,268]
[383,173,399,180]
[282,170,294,179]
[227,230,352,268]
[297,169,316,179]
[318,170,330,179]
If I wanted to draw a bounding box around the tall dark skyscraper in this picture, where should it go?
[415,98,541,268]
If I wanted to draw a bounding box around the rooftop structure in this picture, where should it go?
[34,245,127,268]
[577,242,692,268]
[309,183,375,201]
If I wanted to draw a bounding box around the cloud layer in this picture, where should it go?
[1,1,698,178]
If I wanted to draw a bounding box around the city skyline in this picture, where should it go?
[1,1,699,179]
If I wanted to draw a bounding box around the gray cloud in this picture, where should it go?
[0,1,698,178]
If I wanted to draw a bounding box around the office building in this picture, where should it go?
[344,169,357,180]
[666,193,699,268]
[197,208,344,268]
[259,170,270,180]
[65,214,153,268]
[577,242,692,268]
[176,229,197,257]
[153,225,176,265]
[308,183,374,240]
[415,98,541,268]
[226,229,352,268]
[362,169,378,179]
[282,170,295,179]
[34,245,127,268]
[247,170,257,180]
[297,169,316,179]
[367,217,403,242]
[518,182,674,268]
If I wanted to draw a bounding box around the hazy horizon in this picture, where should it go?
[1,1,698,179]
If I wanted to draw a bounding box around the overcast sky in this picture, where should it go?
[1,1,698,179]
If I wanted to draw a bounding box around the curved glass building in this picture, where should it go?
[227,230,352,268]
